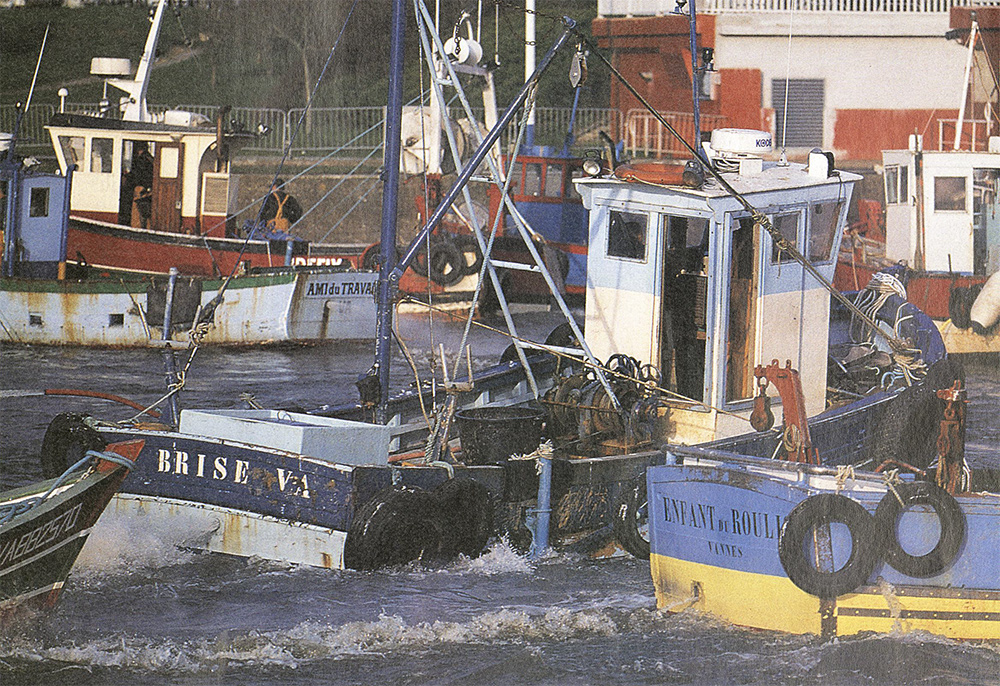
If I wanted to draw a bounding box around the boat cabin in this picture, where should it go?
[46,111,251,237]
[1,159,71,279]
[883,137,1000,275]
[575,131,859,443]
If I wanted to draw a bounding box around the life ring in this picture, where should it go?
[778,493,879,599]
[453,234,484,276]
[39,413,107,480]
[874,481,965,578]
[614,161,687,186]
[432,478,494,558]
[612,475,650,560]
[343,486,446,570]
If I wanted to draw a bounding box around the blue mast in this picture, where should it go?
[373,0,407,424]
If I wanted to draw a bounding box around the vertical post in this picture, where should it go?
[284,238,294,266]
[688,0,703,160]
[524,0,536,149]
[374,0,407,424]
[161,267,181,425]
[530,453,552,558]
[955,20,978,151]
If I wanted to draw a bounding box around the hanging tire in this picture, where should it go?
[428,240,466,286]
[39,413,106,479]
[778,493,879,599]
[361,243,400,272]
[433,478,494,559]
[612,475,650,560]
[343,487,446,570]
[874,481,965,578]
[454,234,484,276]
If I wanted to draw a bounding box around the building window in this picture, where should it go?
[770,212,800,262]
[607,210,647,261]
[934,176,966,212]
[885,165,908,205]
[771,79,824,148]
[808,202,842,263]
[91,137,113,173]
[29,187,49,217]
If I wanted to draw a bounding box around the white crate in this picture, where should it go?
[178,409,389,466]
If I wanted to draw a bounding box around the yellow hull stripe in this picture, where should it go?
[651,553,1000,639]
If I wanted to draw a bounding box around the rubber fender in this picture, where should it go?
[778,493,879,599]
[427,240,466,286]
[433,478,494,559]
[453,234,484,276]
[612,475,650,560]
[343,486,446,570]
[39,413,107,480]
[948,286,974,329]
[874,480,965,578]
[970,271,1000,334]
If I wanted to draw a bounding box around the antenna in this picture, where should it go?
[9,23,49,158]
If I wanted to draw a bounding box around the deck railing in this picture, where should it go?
[623,109,730,158]
[935,118,997,151]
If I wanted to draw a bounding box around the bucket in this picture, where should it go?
[455,406,545,465]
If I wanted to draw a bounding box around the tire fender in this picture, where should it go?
[778,493,879,599]
[874,480,965,578]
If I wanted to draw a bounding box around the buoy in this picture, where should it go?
[970,271,1000,334]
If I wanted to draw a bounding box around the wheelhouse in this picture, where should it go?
[575,149,858,443]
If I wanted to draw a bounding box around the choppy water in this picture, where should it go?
[2,312,999,685]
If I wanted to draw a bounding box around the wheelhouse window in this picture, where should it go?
[29,187,50,217]
[607,210,647,261]
[90,137,113,173]
[934,176,966,212]
[769,212,800,263]
[544,163,564,197]
[523,163,543,196]
[568,168,583,200]
[808,201,842,263]
[885,165,908,205]
[58,136,85,167]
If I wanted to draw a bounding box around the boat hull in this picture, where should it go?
[0,461,130,623]
[648,452,1000,640]
[0,270,376,346]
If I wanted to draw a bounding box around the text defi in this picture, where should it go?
[156,450,311,498]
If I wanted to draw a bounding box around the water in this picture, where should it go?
[2,313,999,685]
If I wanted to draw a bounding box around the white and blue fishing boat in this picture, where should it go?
[32,2,966,622]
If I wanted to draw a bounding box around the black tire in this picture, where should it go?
[361,243,400,273]
[39,413,106,480]
[433,478,494,559]
[454,234,484,276]
[343,487,446,570]
[612,476,650,560]
[778,493,879,599]
[428,240,466,286]
[544,322,581,349]
[874,481,965,578]
[949,286,974,329]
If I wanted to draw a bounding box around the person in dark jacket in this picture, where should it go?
[261,178,303,234]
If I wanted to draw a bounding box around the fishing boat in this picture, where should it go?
[33,3,956,583]
[0,151,377,346]
[1,440,139,625]
[833,19,1000,354]
[0,0,376,348]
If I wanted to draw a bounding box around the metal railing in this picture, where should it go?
[622,109,729,158]
[936,118,996,151]
[6,102,723,160]
[600,0,1000,14]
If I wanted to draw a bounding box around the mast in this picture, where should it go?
[374,0,407,424]
[524,0,536,149]
[688,0,703,157]
[108,0,168,122]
